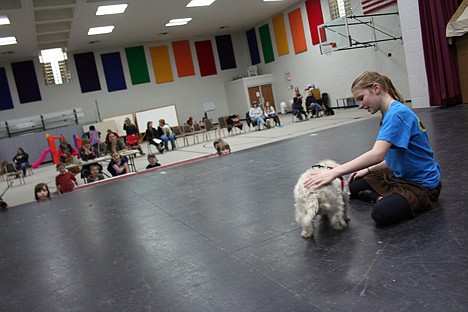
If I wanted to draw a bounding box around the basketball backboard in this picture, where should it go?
[318,13,402,55]
[318,17,350,55]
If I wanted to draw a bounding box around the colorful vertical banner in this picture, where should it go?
[246,28,261,65]
[150,45,174,84]
[0,67,14,110]
[195,40,217,77]
[272,13,289,56]
[259,24,275,64]
[288,8,308,54]
[74,52,101,93]
[11,60,42,103]
[125,46,150,85]
[305,0,325,45]
[172,40,195,78]
[215,34,237,70]
[101,52,127,92]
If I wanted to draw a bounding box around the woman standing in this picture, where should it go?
[123,117,145,155]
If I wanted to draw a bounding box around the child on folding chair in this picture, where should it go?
[86,164,105,183]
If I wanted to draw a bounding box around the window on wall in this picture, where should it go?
[328,0,352,20]
[39,48,71,85]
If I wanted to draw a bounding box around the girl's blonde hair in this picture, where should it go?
[351,71,404,103]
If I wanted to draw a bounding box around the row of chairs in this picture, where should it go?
[171,122,209,147]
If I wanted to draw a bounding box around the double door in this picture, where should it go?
[247,84,275,110]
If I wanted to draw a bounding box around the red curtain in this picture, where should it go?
[419,0,461,106]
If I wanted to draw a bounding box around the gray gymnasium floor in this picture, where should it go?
[0,106,467,311]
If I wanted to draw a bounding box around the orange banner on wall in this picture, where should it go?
[150,45,174,84]
[272,13,289,56]
[172,40,195,78]
[288,8,308,54]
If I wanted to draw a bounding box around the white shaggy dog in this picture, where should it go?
[294,160,350,238]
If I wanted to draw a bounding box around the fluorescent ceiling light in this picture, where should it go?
[96,4,128,15]
[187,0,216,8]
[88,26,114,35]
[0,36,17,46]
[166,18,192,27]
[165,22,188,27]
[169,18,192,23]
[0,15,10,25]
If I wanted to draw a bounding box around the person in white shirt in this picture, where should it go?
[249,102,267,130]
[264,102,283,127]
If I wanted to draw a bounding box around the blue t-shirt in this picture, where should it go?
[377,101,440,189]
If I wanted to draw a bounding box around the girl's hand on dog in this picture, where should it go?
[348,168,369,183]
[304,170,337,188]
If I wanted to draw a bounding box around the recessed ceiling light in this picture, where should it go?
[0,36,17,46]
[88,26,114,36]
[96,4,128,15]
[187,0,216,8]
[0,15,10,25]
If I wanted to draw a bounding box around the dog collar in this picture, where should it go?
[311,164,345,190]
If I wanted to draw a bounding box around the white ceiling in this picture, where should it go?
[0,0,303,63]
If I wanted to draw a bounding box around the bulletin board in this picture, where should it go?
[135,104,179,130]
[102,113,135,137]
[82,120,118,138]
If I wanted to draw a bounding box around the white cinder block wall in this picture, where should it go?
[398,0,429,108]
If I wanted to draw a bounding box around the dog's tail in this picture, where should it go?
[301,197,319,227]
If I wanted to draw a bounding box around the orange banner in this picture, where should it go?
[288,8,308,54]
[172,40,195,78]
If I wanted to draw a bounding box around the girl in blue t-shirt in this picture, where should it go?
[304,71,441,226]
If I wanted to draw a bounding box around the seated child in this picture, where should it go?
[108,151,129,176]
[213,139,231,156]
[86,164,105,183]
[34,183,50,201]
[55,162,78,194]
[146,154,161,169]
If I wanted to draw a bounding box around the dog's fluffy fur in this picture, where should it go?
[294,160,350,238]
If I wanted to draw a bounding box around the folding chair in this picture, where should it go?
[202,118,219,140]
[192,121,209,142]
[217,117,230,137]
[172,126,188,147]
[125,134,140,151]
[182,124,199,145]
[4,162,25,187]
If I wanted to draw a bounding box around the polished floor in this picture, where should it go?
[0,106,467,311]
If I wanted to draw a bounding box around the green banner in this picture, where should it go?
[125,46,150,85]
[259,24,275,64]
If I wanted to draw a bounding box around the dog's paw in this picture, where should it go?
[301,228,314,238]
[331,219,347,231]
